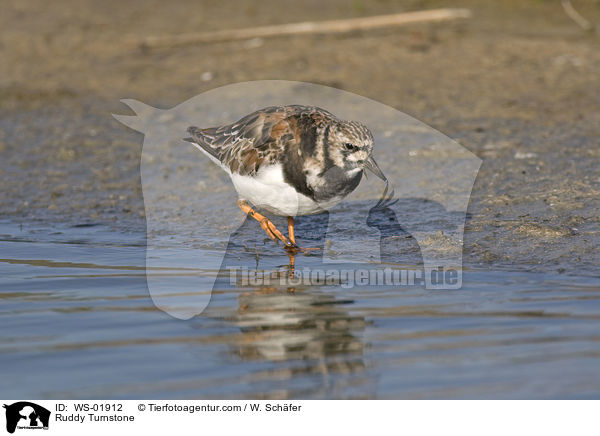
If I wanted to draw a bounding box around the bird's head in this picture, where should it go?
[327,120,386,181]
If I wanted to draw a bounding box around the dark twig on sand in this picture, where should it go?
[561,0,594,31]
[135,8,472,49]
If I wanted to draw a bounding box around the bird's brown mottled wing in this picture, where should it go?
[185,106,301,176]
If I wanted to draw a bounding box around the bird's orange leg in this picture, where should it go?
[287,249,296,279]
[238,200,297,249]
[287,216,296,245]
[287,215,321,252]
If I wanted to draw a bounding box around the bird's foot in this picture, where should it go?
[238,199,296,249]
[259,217,296,248]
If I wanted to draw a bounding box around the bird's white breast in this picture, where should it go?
[230,164,340,216]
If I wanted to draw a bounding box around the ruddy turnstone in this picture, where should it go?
[184,105,386,250]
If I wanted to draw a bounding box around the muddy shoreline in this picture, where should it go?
[1,0,599,276]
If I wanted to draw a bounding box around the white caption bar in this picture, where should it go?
[1,400,598,436]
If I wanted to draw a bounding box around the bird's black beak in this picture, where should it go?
[364,156,387,181]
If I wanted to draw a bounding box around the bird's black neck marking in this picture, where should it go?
[282,164,315,200]
[321,124,334,173]
[281,118,316,200]
[282,117,362,203]
[315,168,363,202]
[298,113,318,155]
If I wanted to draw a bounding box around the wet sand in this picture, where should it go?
[1,0,599,274]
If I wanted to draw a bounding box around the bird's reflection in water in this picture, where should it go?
[190,192,451,396]
[205,210,371,394]
[201,191,428,396]
[231,284,367,367]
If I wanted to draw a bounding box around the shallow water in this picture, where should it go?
[1,220,599,399]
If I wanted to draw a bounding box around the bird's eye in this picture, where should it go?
[345,143,356,151]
